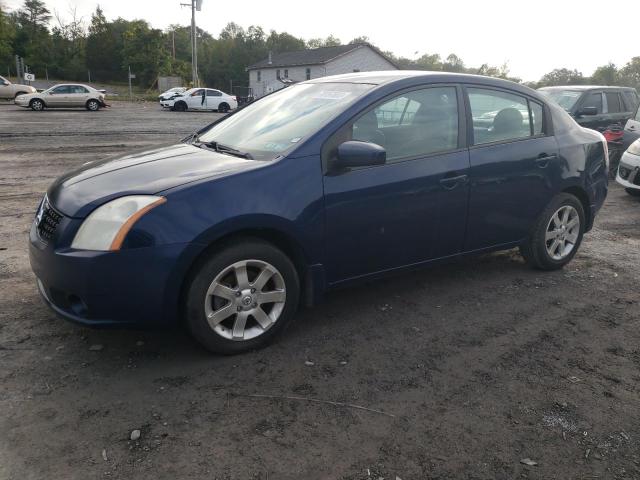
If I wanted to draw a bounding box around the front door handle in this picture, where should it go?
[535,153,557,168]
[439,174,468,190]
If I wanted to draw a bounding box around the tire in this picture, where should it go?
[86,99,100,111]
[218,102,229,113]
[520,193,585,271]
[184,238,300,354]
[625,188,640,197]
[30,99,44,111]
[174,101,187,112]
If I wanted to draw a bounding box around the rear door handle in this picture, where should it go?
[535,153,557,168]
[439,174,468,190]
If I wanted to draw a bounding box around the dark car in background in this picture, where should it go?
[29,71,609,354]
[538,85,639,131]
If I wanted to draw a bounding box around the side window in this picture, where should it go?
[351,86,459,161]
[70,86,88,94]
[621,91,636,111]
[191,89,204,97]
[581,92,603,114]
[468,88,531,144]
[207,90,222,97]
[51,86,69,94]
[605,92,622,113]
[530,101,544,135]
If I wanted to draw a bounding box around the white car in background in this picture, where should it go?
[161,87,237,113]
[158,87,186,103]
[616,138,640,197]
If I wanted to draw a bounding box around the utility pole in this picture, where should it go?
[128,65,133,99]
[181,0,202,86]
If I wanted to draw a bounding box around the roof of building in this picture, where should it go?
[247,43,397,70]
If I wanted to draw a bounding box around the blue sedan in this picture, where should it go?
[29,71,609,354]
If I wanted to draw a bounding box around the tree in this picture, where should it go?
[538,68,586,87]
[0,4,16,69]
[591,63,617,85]
[349,36,370,44]
[618,57,640,89]
[307,35,341,49]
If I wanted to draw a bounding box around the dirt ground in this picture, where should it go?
[1,102,639,480]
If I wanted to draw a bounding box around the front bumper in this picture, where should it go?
[616,150,640,191]
[29,221,196,329]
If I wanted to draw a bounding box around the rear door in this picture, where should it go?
[207,89,222,110]
[323,85,470,282]
[67,85,90,107]
[464,86,559,251]
[603,91,629,127]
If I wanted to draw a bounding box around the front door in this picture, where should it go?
[187,89,206,110]
[323,85,470,283]
[575,91,609,131]
[46,85,70,107]
[464,86,559,250]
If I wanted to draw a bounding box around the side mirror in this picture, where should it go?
[578,106,598,116]
[335,141,386,168]
[2,80,9,86]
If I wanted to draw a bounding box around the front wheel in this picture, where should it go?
[184,239,300,354]
[86,99,100,111]
[625,188,640,197]
[520,193,585,270]
[173,101,187,112]
[30,99,44,111]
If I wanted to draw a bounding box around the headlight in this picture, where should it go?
[71,196,166,251]
[627,139,640,156]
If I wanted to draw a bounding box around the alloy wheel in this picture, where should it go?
[545,205,580,260]
[204,259,286,341]
[31,100,43,111]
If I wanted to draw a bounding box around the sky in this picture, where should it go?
[4,0,635,82]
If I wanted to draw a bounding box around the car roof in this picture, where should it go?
[538,85,637,92]
[51,83,94,89]
[306,70,544,99]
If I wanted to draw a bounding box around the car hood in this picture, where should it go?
[48,143,264,218]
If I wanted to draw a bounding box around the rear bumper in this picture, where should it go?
[29,223,198,328]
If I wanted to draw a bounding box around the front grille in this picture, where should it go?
[36,197,63,241]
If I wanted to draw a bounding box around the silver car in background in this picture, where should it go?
[616,138,640,197]
[15,83,107,111]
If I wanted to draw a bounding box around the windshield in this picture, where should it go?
[539,89,582,111]
[197,82,374,160]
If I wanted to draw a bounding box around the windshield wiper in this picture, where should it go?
[195,140,253,159]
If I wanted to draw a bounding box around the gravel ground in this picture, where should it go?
[1,102,639,480]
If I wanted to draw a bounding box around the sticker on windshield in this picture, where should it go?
[311,91,351,100]
[290,137,302,143]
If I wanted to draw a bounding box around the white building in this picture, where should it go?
[247,43,398,98]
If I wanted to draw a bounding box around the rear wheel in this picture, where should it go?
[30,99,44,111]
[218,102,229,113]
[625,188,640,197]
[86,99,100,111]
[173,101,187,112]
[184,239,300,354]
[520,193,585,270]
